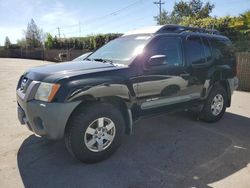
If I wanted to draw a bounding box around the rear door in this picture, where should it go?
[183,35,211,97]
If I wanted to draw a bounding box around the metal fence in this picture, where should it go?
[237,52,250,91]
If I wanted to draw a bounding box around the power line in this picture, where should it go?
[63,11,153,37]
[154,0,165,25]
[74,1,150,33]
[85,10,153,34]
[51,0,150,38]
[59,0,146,30]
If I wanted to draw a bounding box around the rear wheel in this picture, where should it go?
[64,102,125,163]
[200,84,227,122]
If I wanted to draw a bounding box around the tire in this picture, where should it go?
[200,84,227,122]
[64,102,125,163]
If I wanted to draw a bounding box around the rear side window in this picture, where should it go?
[202,38,212,62]
[210,38,234,60]
[185,36,205,65]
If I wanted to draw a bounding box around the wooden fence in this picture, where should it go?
[237,52,250,91]
[0,48,87,62]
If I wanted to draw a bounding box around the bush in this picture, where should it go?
[180,12,250,52]
[44,33,122,51]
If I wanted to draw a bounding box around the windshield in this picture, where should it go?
[88,35,151,65]
[73,52,92,61]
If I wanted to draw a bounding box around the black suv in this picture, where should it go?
[17,25,238,163]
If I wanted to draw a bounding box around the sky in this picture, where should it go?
[0,0,249,45]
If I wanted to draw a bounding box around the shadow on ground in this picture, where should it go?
[17,112,250,188]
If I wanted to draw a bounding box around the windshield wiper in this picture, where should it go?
[85,57,92,61]
[93,58,114,65]
[86,58,125,67]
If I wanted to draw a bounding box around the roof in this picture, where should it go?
[123,25,164,36]
[123,24,221,36]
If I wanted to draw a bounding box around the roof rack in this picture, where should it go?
[156,24,220,35]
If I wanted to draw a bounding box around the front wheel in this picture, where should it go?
[64,103,125,163]
[200,84,227,122]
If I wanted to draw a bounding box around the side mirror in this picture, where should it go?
[147,55,167,67]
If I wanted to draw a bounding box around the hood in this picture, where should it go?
[24,60,127,82]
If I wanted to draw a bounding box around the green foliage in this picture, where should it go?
[154,0,249,52]
[44,33,53,49]
[155,0,214,25]
[180,11,250,52]
[239,10,250,32]
[172,0,214,19]
[4,36,11,49]
[44,33,122,50]
[154,10,181,25]
[172,1,192,18]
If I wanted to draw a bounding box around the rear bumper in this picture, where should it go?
[234,77,239,90]
[17,94,80,140]
[228,76,238,95]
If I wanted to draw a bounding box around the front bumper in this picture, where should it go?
[17,93,80,139]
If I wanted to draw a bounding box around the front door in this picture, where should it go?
[135,36,201,110]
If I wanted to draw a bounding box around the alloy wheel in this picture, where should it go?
[84,117,116,152]
[211,94,224,116]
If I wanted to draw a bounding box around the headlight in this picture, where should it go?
[35,82,60,102]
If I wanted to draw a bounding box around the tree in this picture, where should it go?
[172,0,214,19]
[41,33,122,50]
[25,18,44,48]
[179,14,250,52]
[17,38,27,48]
[44,33,53,49]
[154,0,214,25]
[240,10,250,32]
[154,10,181,25]
[4,36,11,49]
[172,1,192,19]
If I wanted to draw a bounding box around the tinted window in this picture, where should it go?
[148,37,183,66]
[202,38,212,62]
[210,38,234,60]
[185,36,205,64]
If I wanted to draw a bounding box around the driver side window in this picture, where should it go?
[148,37,183,66]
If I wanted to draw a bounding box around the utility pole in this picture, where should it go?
[154,0,165,25]
[57,27,61,38]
